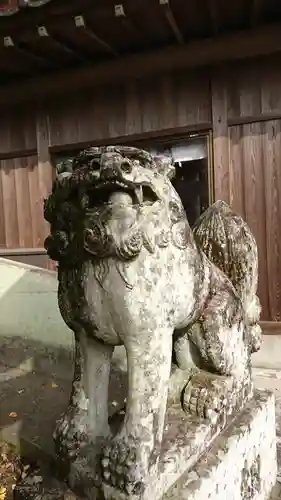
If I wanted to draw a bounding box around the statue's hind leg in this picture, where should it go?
[175,279,252,422]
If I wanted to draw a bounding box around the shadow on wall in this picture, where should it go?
[0,258,127,462]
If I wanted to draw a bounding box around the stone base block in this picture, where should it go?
[102,390,277,500]
[14,390,277,500]
[164,389,277,500]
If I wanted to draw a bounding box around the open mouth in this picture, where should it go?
[88,180,159,207]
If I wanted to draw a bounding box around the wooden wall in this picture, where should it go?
[47,69,211,147]
[0,68,211,272]
[0,108,54,269]
[0,58,281,324]
[0,107,36,156]
[0,154,54,269]
[213,56,281,322]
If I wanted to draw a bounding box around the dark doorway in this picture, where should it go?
[146,135,211,226]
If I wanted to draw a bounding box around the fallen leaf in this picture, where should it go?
[0,486,6,500]
[8,412,17,418]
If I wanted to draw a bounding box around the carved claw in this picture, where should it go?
[182,371,233,424]
[101,437,146,496]
[183,383,226,423]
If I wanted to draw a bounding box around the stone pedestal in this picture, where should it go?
[14,390,277,500]
[164,389,277,500]
[102,390,277,500]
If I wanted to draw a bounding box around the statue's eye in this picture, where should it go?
[120,161,132,174]
[90,160,100,171]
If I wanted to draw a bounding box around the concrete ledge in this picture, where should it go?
[252,335,281,370]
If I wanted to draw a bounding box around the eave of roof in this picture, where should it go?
[0,0,53,17]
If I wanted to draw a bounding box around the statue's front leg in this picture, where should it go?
[54,331,113,462]
[101,326,173,496]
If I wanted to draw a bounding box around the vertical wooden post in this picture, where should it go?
[211,68,230,203]
[36,109,52,191]
[36,108,56,270]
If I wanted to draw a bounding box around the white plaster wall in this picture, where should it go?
[0,258,73,349]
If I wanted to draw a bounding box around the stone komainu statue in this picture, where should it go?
[44,146,262,497]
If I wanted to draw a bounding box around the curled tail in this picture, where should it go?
[193,200,262,353]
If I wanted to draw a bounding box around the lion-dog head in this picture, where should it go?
[44,146,192,267]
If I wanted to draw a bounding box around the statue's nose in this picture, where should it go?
[100,154,132,180]
[100,154,122,180]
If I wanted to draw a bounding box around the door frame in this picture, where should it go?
[52,130,215,207]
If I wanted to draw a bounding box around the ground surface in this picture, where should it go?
[0,335,280,499]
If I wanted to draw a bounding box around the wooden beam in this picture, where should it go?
[208,0,219,36]
[260,321,281,335]
[211,68,229,203]
[74,15,119,57]
[114,4,143,38]
[36,108,53,242]
[37,25,89,62]
[3,36,52,68]
[1,23,281,106]
[251,0,262,26]
[159,0,184,45]
[0,148,37,160]
[0,43,33,75]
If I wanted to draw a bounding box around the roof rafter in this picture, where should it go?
[0,57,32,76]
[3,34,53,67]
[37,24,90,62]
[1,22,281,107]
[114,4,143,39]
[251,0,262,26]
[159,0,184,44]
[74,15,119,57]
[208,0,219,36]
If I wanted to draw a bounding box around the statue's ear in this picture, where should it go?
[154,156,176,180]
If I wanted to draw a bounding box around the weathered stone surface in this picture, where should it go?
[15,390,276,500]
[43,145,264,499]
[164,390,277,500]
[193,201,262,353]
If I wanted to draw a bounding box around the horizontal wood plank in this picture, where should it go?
[260,321,281,335]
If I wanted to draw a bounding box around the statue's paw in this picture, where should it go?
[54,410,89,460]
[101,437,145,496]
[182,384,225,423]
[182,371,233,423]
